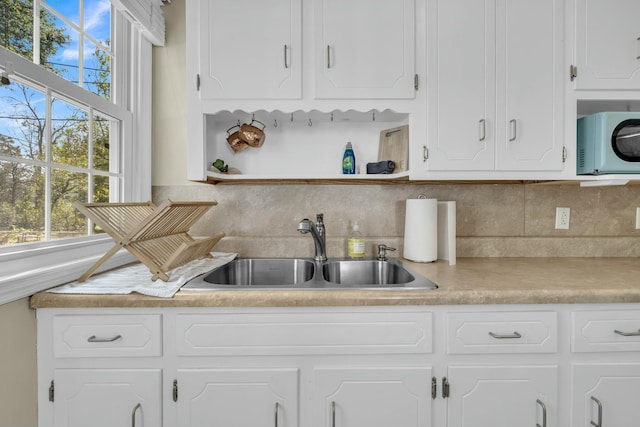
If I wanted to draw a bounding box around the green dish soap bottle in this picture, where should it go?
[348,221,365,258]
[342,142,356,174]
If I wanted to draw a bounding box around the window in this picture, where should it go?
[0,0,120,246]
[0,0,162,303]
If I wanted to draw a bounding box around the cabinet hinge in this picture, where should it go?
[431,377,437,399]
[562,146,568,163]
[570,65,578,82]
[196,74,200,91]
[442,377,450,398]
[414,74,419,91]
[48,380,54,402]
[172,379,178,402]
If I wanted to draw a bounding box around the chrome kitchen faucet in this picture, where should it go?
[297,213,327,262]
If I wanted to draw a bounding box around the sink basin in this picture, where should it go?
[182,258,315,289]
[182,257,437,290]
[322,260,415,285]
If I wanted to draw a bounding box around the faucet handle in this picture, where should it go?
[377,244,396,261]
[316,213,324,224]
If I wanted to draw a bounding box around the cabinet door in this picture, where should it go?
[426,0,495,171]
[572,363,640,427]
[495,0,564,171]
[53,369,162,427]
[313,367,432,427]
[314,0,416,99]
[447,365,557,427]
[196,0,302,99]
[177,368,298,427]
[574,0,640,90]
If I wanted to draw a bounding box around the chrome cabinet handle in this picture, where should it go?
[590,396,602,427]
[284,45,289,69]
[327,45,331,68]
[331,401,336,427]
[87,334,122,343]
[536,399,547,427]
[274,402,280,427]
[509,119,517,141]
[488,331,522,339]
[636,37,640,60]
[614,328,640,336]
[479,119,486,141]
[131,403,141,427]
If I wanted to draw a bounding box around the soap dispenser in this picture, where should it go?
[347,221,365,258]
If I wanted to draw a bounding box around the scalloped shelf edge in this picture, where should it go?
[204,108,410,125]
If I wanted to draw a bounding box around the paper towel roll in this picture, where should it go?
[403,198,438,262]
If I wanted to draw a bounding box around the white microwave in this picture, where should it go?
[577,112,640,174]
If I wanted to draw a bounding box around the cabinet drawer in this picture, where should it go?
[446,311,558,354]
[572,310,640,352]
[176,310,432,356]
[53,314,162,358]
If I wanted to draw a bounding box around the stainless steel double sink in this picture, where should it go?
[182,257,438,290]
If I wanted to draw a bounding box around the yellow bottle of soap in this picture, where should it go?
[347,221,365,258]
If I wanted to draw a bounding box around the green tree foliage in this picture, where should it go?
[0,0,69,70]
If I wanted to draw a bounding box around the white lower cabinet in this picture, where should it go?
[313,367,433,427]
[447,365,557,427]
[52,369,162,427]
[36,304,640,427]
[571,364,640,427]
[176,368,298,427]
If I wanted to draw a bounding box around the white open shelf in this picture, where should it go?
[204,109,410,182]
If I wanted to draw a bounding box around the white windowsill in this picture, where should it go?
[0,237,136,305]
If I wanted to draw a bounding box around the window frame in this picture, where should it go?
[0,8,152,305]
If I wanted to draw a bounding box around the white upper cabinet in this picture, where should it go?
[573,0,640,90]
[425,0,495,171]
[314,0,416,99]
[192,0,415,101]
[426,0,564,173]
[196,0,302,99]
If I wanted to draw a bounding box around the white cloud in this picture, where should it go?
[84,0,111,35]
[60,48,79,61]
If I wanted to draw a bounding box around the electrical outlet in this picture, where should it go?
[636,207,640,229]
[555,207,570,229]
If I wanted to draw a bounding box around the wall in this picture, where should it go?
[0,298,37,427]
[152,0,640,258]
[153,183,640,258]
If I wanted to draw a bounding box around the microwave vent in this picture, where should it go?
[578,147,586,169]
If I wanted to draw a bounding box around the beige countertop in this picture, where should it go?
[30,257,640,308]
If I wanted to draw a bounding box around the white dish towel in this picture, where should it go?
[48,252,238,298]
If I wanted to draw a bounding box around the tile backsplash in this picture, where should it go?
[153,183,640,258]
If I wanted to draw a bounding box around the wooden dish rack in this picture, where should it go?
[73,200,224,282]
